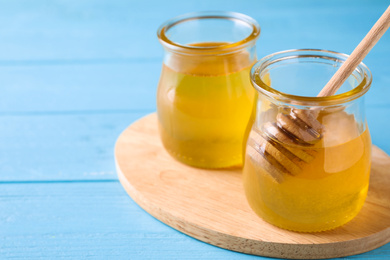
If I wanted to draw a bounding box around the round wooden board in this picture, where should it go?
[115,113,390,259]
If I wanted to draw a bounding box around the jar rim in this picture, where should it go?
[250,49,372,107]
[157,11,261,55]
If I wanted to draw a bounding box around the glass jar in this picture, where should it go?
[157,12,260,168]
[243,49,372,232]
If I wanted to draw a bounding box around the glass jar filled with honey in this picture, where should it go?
[244,49,372,232]
[157,12,260,168]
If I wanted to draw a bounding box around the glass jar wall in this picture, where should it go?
[157,12,260,168]
[243,49,372,232]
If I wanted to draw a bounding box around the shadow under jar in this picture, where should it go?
[157,12,260,168]
[243,49,372,232]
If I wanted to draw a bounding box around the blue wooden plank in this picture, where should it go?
[0,62,159,113]
[0,0,389,259]
[0,0,388,61]
[0,4,388,112]
[0,181,388,259]
[0,112,150,181]
[0,182,260,259]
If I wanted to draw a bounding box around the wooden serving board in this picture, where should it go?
[115,113,390,259]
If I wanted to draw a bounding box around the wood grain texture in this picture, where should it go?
[115,113,390,259]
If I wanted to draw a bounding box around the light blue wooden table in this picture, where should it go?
[1,0,389,259]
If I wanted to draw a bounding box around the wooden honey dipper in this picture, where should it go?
[247,5,390,183]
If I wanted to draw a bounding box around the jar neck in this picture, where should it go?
[251,49,372,108]
[157,11,260,56]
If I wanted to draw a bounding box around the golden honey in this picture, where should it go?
[244,49,372,232]
[157,12,260,168]
[243,110,371,232]
[157,43,255,168]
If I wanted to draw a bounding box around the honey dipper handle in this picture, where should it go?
[317,5,390,97]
